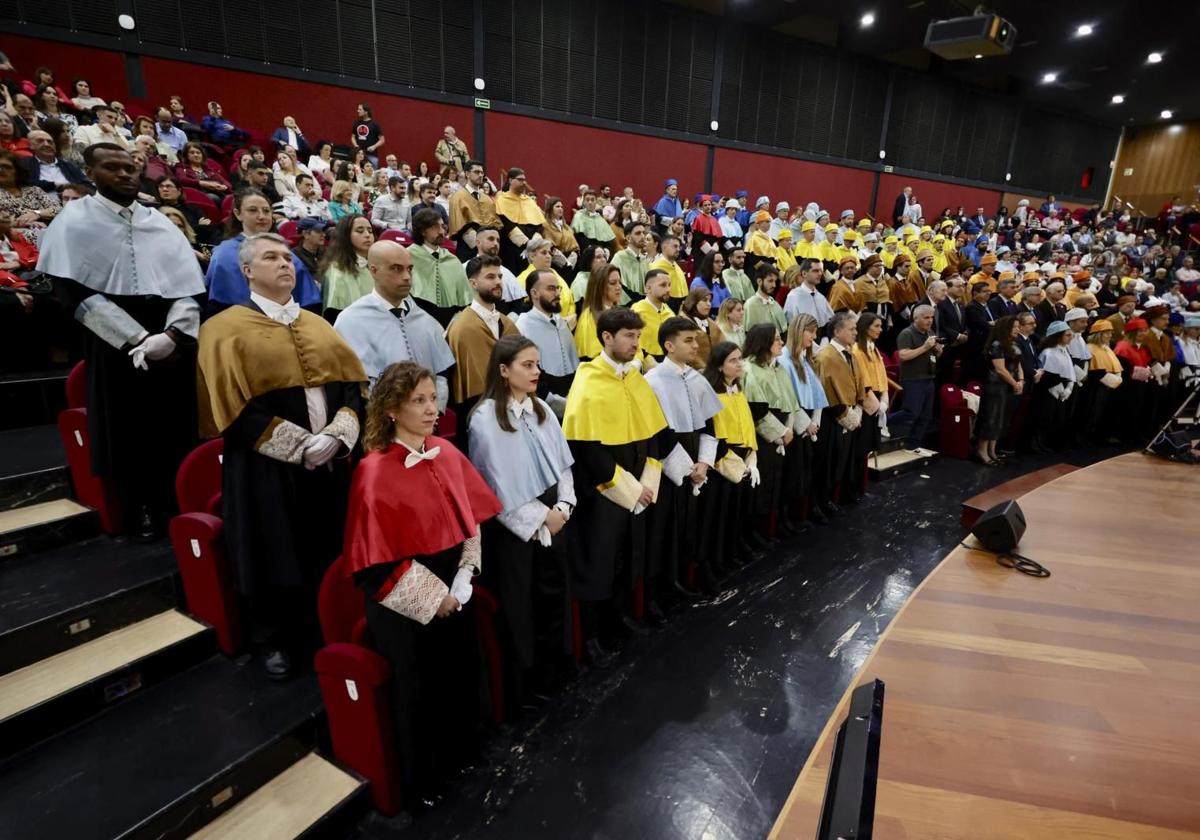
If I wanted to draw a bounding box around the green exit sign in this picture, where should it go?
[474,97,491,109]
[883,165,894,173]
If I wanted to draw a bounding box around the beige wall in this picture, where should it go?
[1107,121,1200,218]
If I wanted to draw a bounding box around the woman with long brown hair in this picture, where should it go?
[780,314,829,525]
[343,361,501,809]
[574,262,624,361]
[975,315,1023,464]
[468,335,575,705]
[679,286,719,368]
[850,312,888,487]
[319,213,375,320]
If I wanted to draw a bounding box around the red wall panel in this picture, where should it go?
[139,57,474,169]
[485,112,709,210]
[0,36,127,105]
[873,173,1001,226]
[712,149,874,219]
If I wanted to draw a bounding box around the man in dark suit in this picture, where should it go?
[987,276,1020,320]
[1017,285,1050,339]
[892,185,913,226]
[1008,310,1041,451]
[20,129,88,192]
[1039,279,1068,324]
[963,281,994,382]
[936,276,968,383]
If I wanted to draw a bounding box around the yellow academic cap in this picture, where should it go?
[856,218,871,228]
[778,228,793,239]
[884,235,898,244]
[801,220,816,232]
[824,223,839,232]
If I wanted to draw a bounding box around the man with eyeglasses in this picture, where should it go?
[449,159,499,259]
[494,167,545,275]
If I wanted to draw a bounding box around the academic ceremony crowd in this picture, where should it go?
[5,62,1200,810]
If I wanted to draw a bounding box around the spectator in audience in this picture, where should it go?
[434,125,469,171]
[38,143,204,539]
[270,115,310,159]
[33,85,77,134]
[0,111,31,157]
[351,103,385,166]
[320,213,376,319]
[245,161,284,210]
[271,150,307,197]
[892,185,913,227]
[20,128,86,191]
[305,140,333,186]
[205,187,321,316]
[69,78,105,111]
[154,106,188,156]
[198,231,366,680]
[229,149,255,189]
[167,94,198,131]
[893,303,942,451]
[152,175,210,236]
[9,93,38,136]
[74,104,130,153]
[975,315,1023,465]
[0,205,56,371]
[201,100,249,146]
[370,175,409,230]
[280,173,331,221]
[328,179,363,224]
[174,141,231,203]
[290,217,327,275]
[132,119,176,169]
[159,205,211,268]
[41,116,83,166]
[20,66,72,105]
[1,148,60,239]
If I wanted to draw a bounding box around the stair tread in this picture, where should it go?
[0,498,90,537]
[0,656,322,840]
[188,752,361,840]
[872,447,937,469]
[0,425,64,480]
[0,536,176,637]
[0,610,206,721]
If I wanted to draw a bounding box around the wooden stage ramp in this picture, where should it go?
[770,452,1200,839]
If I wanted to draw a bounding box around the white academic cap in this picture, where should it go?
[725,199,740,210]
[756,195,770,208]
[776,201,790,212]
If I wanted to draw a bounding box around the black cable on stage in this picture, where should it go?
[960,541,1051,578]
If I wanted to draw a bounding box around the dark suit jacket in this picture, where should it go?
[965,300,994,347]
[936,297,966,342]
[1034,299,1063,331]
[1016,334,1038,380]
[1015,303,1046,340]
[892,194,908,226]
[987,295,1016,320]
[21,156,87,192]
[269,127,311,159]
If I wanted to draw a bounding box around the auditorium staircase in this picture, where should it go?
[0,371,368,839]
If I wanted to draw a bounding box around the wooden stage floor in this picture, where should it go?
[770,452,1200,839]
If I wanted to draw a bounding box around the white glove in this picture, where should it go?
[566,251,578,269]
[748,464,761,487]
[128,332,176,369]
[302,433,340,468]
[535,525,553,547]
[692,476,707,497]
[450,566,473,607]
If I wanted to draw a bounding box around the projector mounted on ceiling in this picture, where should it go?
[924,11,1017,60]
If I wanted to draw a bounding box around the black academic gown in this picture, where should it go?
[645,421,713,596]
[56,278,199,522]
[746,402,789,518]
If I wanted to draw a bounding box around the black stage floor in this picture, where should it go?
[363,444,1124,840]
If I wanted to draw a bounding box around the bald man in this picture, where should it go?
[333,239,455,409]
[435,125,469,170]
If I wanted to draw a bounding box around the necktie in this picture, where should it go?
[119,207,133,222]
[472,191,480,201]
[404,445,441,469]
[390,301,409,319]
[842,349,853,366]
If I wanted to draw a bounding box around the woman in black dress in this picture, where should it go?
[975,315,1024,464]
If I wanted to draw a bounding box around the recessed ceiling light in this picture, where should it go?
[1076,24,1093,36]
[1161,109,1173,119]
[1042,72,1058,83]
[974,54,983,60]
[860,12,875,27]
[1111,94,1124,104]
[1147,52,1163,63]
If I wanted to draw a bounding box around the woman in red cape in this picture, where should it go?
[342,361,501,809]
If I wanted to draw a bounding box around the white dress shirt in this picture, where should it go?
[250,291,328,432]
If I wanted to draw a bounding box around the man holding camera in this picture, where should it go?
[893,303,943,451]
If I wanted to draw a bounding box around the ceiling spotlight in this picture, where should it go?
[1005,173,1012,182]
[878,149,887,159]
[1111,94,1124,104]
[1147,52,1162,64]
[974,54,982,60]
[473,77,486,91]
[1075,24,1093,36]
[710,120,719,131]
[1161,109,1173,119]
[860,12,875,27]
[1042,72,1058,83]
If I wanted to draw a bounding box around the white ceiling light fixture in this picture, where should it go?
[1110,94,1124,104]
[879,149,886,159]
[1160,109,1173,119]
[1147,52,1163,64]
[1041,72,1058,83]
[710,120,719,132]
[860,12,875,27]
[1075,24,1093,36]
[474,78,486,91]
[117,13,135,29]
[974,54,983,60]
[1005,173,1012,182]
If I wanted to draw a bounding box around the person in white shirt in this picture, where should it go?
[784,258,834,328]
[155,107,188,156]
[371,175,410,229]
[73,104,130,155]
[279,174,331,221]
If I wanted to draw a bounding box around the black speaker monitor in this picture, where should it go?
[971,500,1026,553]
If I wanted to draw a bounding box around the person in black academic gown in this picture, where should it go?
[343,361,502,810]
[197,232,367,678]
[37,143,205,539]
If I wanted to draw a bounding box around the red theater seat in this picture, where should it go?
[182,188,223,224]
[57,362,123,534]
[278,219,301,247]
[939,383,976,459]
[379,229,412,246]
[169,438,242,655]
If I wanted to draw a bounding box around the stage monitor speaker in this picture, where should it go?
[971,500,1026,553]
